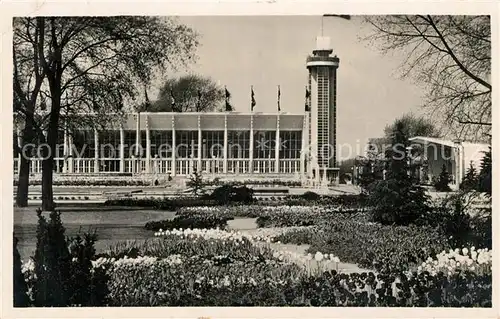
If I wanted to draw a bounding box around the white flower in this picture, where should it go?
[462,248,468,255]
[333,257,340,263]
[314,252,324,262]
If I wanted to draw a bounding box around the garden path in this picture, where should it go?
[228,218,373,274]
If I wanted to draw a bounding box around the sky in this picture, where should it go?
[151,15,426,155]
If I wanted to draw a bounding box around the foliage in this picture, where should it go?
[368,120,431,225]
[13,16,199,210]
[152,74,225,112]
[364,15,491,139]
[477,147,492,196]
[299,191,321,201]
[14,236,30,307]
[186,170,207,196]
[460,162,478,191]
[434,164,452,192]
[206,184,254,204]
[144,215,232,231]
[32,209,72,306]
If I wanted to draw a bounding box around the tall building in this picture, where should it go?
[306,36,340,181]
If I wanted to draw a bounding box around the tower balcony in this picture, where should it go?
[306,55,340,68]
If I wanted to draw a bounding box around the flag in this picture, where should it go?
[251,86,256,111]
[305,86,311,112]
[277,85,281,112]
[144,87,151,111]
[170,91,177,112]
[225,86,232,111]
[196,90,202,112]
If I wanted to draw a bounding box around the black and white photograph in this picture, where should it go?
[2,2,497,316]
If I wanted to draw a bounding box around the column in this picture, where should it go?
[171,115,176,176]
[196,115,201,173]
[249,114,254,174]
[94,128,99,173]
[300,113,307,183]
[68,132,74,173]
[145,115,151,173]
[135,112,141,173]
[275,114,280,174]
[223,114,228,174]
[63,122,68,173]
[119,125,125,173]
[16,124,22,177]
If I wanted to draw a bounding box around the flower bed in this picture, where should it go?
[274,217,453,273]
[144,215,232,231]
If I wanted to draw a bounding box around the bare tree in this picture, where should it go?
[152,74,225,112]
[13,16,199,210]
[364,15,491,140]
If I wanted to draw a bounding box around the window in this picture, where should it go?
[175,131,198,159]
[150,131,173,158]
[202,131,224,159]
[99,130,120,158]
[279,131,302,159]
[253,131,276,159]
[72,130,97,158]
[228,131,250,159]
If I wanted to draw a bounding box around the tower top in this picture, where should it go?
[315,36,331,51]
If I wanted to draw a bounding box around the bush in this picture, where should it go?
[207,185,254,205]
[13,236,29,307]
[300,191,321,201]
[66,231,108,306]
[145,215,232,231]
[434,164,452,192]
[32,209,72,306]
[368,179,431,225]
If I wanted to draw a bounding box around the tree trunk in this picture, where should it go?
[15,116,36,207]
[41,93,61,211]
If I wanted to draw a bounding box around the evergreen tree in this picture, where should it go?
[477,147,492,196]
[434,164,452,192]
[460,161,478,191]
[368,121,431,225]
[13,236,29,307]
[33,209,72,306]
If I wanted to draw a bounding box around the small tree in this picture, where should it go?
[368,120,431,225]
[13,236,29,307]
[186,170,206,196]
[477,147,492,196]
[434,164,452,192]
[32,209,72,306]
[460,162,478,191]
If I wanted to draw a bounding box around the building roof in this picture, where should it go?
[409,136,490,148]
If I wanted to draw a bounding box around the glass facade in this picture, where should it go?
[72,130,96,158]
[228,131,250,159]
[176,131,198,159]
[202,131,224,159]
[253,131,276,159]
[317,66,330,167]
[279,131,302,159]
[150,130,173,158]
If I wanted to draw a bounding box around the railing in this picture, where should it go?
[279,159,300,174]
[227,159,250,174]
[15,157,303,177]
[201,159,224,174]
[253,159,276,174]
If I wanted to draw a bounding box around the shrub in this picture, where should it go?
[66,231,108,306]
[84,196,89,200]
[300,191,321,201]
[32,209,72,306]
[13,236,29,307]
[207,185,254,205]
[460,162,478,191]
[144,215,232,231]
[477,147,492,196]
[434,164,452,192]
[368,179,431,225]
